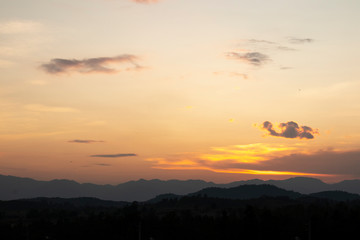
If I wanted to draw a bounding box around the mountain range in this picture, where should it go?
[1,174,360,201]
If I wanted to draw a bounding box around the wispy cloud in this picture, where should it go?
[40,55,141,74]
[289,38,314,44]
[259,121,319,139]
[68,140,104,143]
[226,52,271,66]
[25,104,77,113]
[248,39,276,45]
[90,153,137,158]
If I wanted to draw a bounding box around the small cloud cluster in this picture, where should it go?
[227,52,270,66]
[261,121,318,139]
[68,140,104,144]
[90,153,137,158]
[40,55,140,74]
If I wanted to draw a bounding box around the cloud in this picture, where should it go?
[131,0,159,3]
[95,163,112,167]
[227,52,270,66]
[40,55,140,74]
[68,140,104,143]
[260,121,318,139]
[146,143,333,177]
[248,39,276,45]
[147,143,360,179]
[25,104,77,113]
[90,153,137,158]
[289,38,314,44]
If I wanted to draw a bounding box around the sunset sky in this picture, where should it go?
[1,0,360,184]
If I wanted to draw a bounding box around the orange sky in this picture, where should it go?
[1,0,360,184]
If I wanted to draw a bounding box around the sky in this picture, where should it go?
[1,0,360,184]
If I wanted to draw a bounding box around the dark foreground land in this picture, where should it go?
[1,195,360,240]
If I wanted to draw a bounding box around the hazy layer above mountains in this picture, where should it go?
[1,174,360,201]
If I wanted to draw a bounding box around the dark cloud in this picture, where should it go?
[68,140,104,143]
[40,55,140,74]
[289,38,314,44]
[260,121,318,139]
[227,52,270,66]
[90,153,137,158]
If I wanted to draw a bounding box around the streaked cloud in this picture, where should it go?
[40,55,140,74]
[95,163,112,167]
[227,52,270,66]
[259,121,318,139]
[289,38,314,44]
[25,104,77,113]
[246,39,296,51]
[90,153,137,158]
[68,140,104,143]
[248,39,276,45]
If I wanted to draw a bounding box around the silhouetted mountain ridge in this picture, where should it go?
[1,174,360,201]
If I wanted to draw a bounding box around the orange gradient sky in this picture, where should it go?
[1,0,360,184]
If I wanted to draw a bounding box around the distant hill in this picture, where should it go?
[189,184,302,200]
[309,191,360,201]
[1,174,360,201]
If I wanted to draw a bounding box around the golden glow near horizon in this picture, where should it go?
[146,143,332,177]
[1,0,360,184]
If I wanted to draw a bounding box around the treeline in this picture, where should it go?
[1,196,360,240]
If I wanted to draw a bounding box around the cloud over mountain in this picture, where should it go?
[260,121,318,139]
[40,55,140,74]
